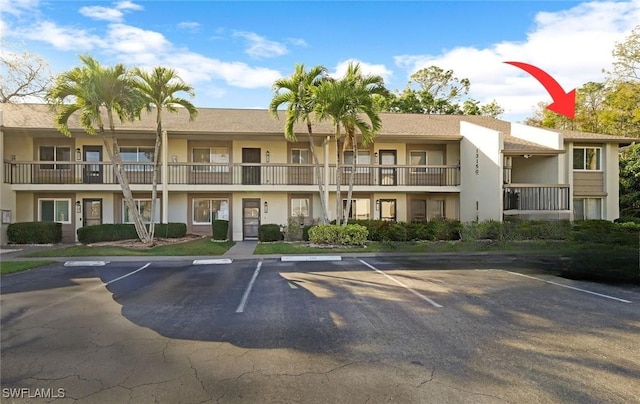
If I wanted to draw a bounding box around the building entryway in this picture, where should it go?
[83,198,102,227]
[242,198,260,240]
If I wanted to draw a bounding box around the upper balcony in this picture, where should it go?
[4,161,461,189]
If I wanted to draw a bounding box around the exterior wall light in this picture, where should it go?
[76,200,81,213]
[266,151,270,163]
[264,201,268,213]
[76,148,82,161]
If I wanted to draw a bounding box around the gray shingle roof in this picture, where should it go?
[1,103,635,147]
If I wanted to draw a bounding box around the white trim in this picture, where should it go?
[572,146,602,171]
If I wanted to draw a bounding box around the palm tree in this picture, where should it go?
[133,66,198,242]
[46,55,151,242]
[314,62,387,225]
[269,64,330,224]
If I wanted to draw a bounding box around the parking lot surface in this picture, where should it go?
[2,257,639,403]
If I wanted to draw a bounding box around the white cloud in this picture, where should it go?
[115,1,143,11]
[20,21,104,51]
[177,21,200,32]
[287,37,308,47]
[0,0,39,16]
[79,6,124,22]
[105,23,171,55]
[394,0,640,121]
[331,59,394,83]
[233,31,288,58]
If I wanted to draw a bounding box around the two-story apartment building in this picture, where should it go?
[0,103,635,244]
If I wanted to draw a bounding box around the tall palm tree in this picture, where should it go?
[133,66,198,241]
[46,55,150,242]
[314,62,387,225]
[269,64,329,224]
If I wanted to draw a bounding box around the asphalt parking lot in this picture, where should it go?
[1,257,639,403]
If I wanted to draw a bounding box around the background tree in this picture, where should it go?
[0,43,52,103]
[379,66,503,117]
[270,64,330,224]
[47,55,151,242]
[133,67,198,241]
[619,143,640,218]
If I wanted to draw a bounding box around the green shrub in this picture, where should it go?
[302,225,314,241]
[308,224,368,246]
[258,224,283,242]
[381,223,408,242]
[7,222,62,244]
[402,222,430,241]
[77,223,186,244]
[153,223,187,238]
[284,218,303,241]
[428,218,461,240]
[615,217,640,224]
[212,220,229,240]
[571,220,639,246]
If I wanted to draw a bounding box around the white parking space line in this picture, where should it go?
[501,270,633,304]
[236,261,262,313]
[281,256,342,262]
[359,259,443,308]
[64,261,109,267]
[193,259,233,265]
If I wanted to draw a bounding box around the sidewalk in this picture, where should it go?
[0,241,565,267]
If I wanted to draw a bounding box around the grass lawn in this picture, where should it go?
[22,238,235,258]
[254,240,574,255]
[1,260,57,275]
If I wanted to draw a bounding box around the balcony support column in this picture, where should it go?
[162,129,169,223]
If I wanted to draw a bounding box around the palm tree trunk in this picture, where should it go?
[105,110,150,243]
[344,131,357,226]
[149,114,162,243]
[306,120,328,224]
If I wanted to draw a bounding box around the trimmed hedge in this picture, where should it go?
[7,222,62,244]
[259,224,283,242]
[561,246,639,284]
[308,224,368,246]
[212,220,229,240]
[77,223,186,244]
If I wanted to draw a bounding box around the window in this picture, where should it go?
[291,149,310,164]
[573,198,601,220]
[39,199,71,224]
[342,198,370,220]
[343,150,371,173]
[39,146,71,170]
[192,147,229,172]
[573,147,601,170]
[291,198,310,218]
[428,200,445,219]
[410,150,444,173]
[123,199,160,224]
[121,147,154,171]
[193,198,229,224]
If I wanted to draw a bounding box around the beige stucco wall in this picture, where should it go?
[511,155,559,184]
[604,143,620,220]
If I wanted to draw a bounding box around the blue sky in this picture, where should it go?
[2,0,639,122]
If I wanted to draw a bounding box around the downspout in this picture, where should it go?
[162,129,169,223]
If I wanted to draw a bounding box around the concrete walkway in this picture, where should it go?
[222,240,258,258]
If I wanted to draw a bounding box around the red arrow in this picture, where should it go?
[504,61,576,119]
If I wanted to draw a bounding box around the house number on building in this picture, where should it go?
[475,148,479,175]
